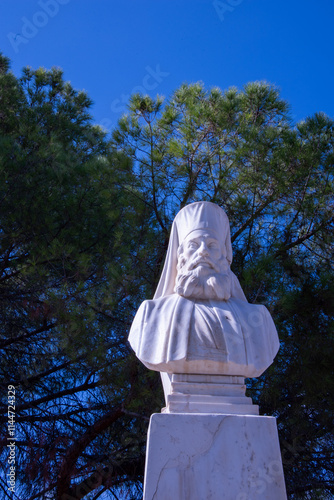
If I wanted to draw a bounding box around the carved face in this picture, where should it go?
[175,230,231,300]
[182,230,224,273]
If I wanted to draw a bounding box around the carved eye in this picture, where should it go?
[188,241,198,249]
[208,242,218,249]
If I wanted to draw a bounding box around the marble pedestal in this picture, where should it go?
[143,413,287,500]
[162,373,259,414]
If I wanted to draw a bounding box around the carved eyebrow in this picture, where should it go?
[205,236,219,245]
[187,236,219,245]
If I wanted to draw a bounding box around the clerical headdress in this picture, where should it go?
[154,202,246,301]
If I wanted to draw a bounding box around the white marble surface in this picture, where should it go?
[163,373,259,414]
[130,202,286,499]
[143,413,287,500]
[128,202,280,385]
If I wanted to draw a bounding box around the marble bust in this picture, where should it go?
[128,202,279,381]
[135,202,287,498]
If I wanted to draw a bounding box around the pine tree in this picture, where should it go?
[0,54,162,500]
[1,54,333,498]
[113,83,334,498]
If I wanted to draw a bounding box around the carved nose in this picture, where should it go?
[198,244,209,256]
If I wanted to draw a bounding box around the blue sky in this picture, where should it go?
[1,0,334,132]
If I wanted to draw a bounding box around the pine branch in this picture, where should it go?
[56,406,123,499]
[0,380,102,414]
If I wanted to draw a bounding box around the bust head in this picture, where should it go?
[174,229,232,300]
[153,202,246,302]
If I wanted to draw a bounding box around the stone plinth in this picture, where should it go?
[143,413,287,500]
[162,373,259,415]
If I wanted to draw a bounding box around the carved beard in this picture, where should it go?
[174,254,232,301]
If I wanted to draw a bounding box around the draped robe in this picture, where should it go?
[128,294,279,378]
